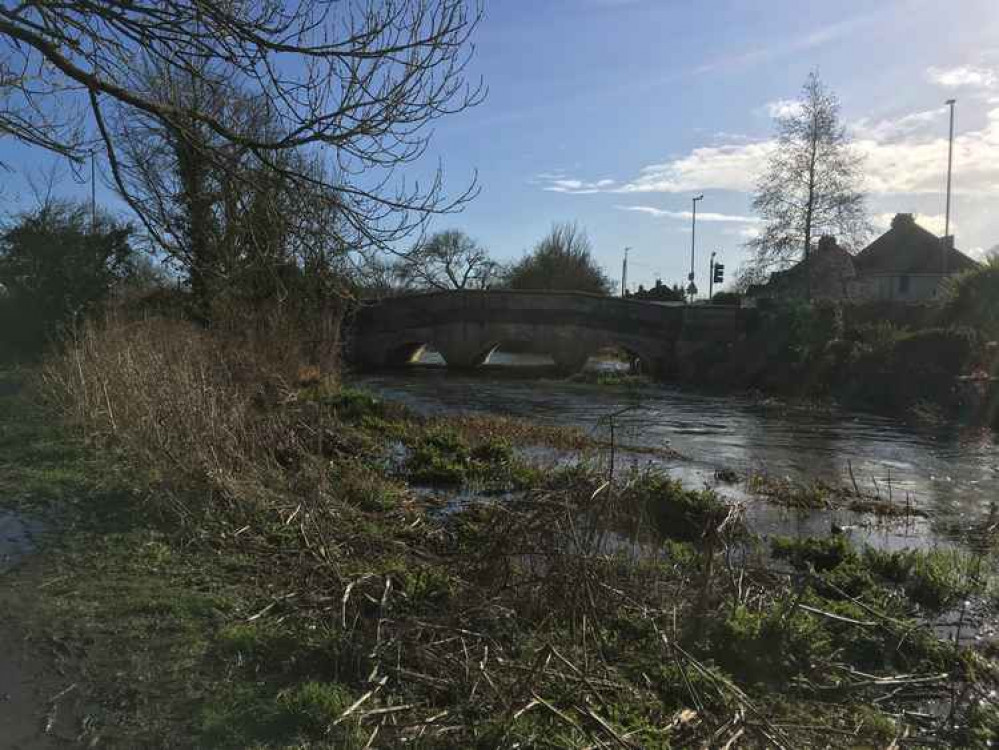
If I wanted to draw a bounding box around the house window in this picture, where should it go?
[899,275,910,294]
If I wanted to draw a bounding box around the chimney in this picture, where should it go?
[891,213,915,229]
[817,235,837,252]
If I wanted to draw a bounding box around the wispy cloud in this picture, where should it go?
[927,65,996,89]
[544,178,617,194]
[539,104,999,199]
[541,141,771,195]
[616,205,760,223]
[692,13,878,76]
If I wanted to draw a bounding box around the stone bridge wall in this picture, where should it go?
[352,290,746,377]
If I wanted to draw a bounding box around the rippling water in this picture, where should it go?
[358,361,999,546]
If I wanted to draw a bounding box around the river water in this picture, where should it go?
[359,362,999,549]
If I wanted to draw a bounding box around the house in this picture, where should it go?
[747,235,856,302]
[747,214,979,303]
[850,213,978,302]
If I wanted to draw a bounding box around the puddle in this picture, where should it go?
[1,512,41,573]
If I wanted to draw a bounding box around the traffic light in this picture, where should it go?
[713,263,725,284]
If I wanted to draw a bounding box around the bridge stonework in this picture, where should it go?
[352,290,747,378]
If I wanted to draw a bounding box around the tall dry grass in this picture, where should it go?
[40,313,304,517]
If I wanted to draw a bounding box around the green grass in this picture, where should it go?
[0,372,373,748]
[4,369,998,749]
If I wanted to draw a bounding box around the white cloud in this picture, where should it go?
[543,178,617,194]
[927,65,996,89]
[852,108,945,143]
[856,107,999,195]
[764,99,804,119]
[873,212,950,236]
[616,205,760,223]
[736,226,762,240]
[615,141,774,194]
[541,105,999,199]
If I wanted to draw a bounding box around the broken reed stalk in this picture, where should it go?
[847,459,861,497]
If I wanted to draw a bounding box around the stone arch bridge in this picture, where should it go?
[352,290,748,377]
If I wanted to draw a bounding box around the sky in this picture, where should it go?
[3,0,999,293]
[428,0,999,291]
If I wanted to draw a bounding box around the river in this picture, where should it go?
[359,361,999,550]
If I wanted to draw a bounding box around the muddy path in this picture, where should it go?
[1,513,76,748]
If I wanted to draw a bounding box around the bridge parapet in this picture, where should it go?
[353,290,745,377]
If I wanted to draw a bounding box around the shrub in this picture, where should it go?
[506,222,613,294]
[892,326,981,375]
[621,473,734,543]
[710,291,741,306]
[943,256,999,339]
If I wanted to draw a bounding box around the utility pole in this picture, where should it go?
[621,247,630,297]
[708,251,716,301]
[943,98,956,274]
[688,194,704,302]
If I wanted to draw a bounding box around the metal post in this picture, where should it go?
[689,194,704,302]
[621,247,630,297]
[709,251,716,301]
[943,99,956,274]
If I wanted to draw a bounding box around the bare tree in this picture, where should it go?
[110,63,307,313]
[395,230,502,291]
[748,72,869,296]
[0,1,483,254]
[507,222,613,295]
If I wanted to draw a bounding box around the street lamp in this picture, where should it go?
[621,247,630,297]
[943,98,956,274]
[688,194,704,302]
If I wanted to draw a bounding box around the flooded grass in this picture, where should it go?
[6,340,999,748]
[747,470,930,519]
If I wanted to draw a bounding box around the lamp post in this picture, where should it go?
[688,194,704,302]
[621,247,630,297]
[943,98,956,274]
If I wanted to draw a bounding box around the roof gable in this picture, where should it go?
[854,214,978,275]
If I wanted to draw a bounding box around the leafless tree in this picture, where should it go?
[507,222,613,295]
[110,62,308,312]
[395,229,502,291]
[0,1,484,254]
[748,72,869,295]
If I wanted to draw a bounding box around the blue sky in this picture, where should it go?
[431,0,999,290]
[3,0,999,292]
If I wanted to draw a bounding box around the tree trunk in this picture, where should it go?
[803,122,819,303]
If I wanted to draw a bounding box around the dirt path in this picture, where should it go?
[1,512,65,750]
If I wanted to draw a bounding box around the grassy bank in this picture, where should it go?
[3,319,999,747]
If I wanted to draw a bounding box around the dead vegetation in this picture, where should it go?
[28,315,999,748]
[746,468,929,519]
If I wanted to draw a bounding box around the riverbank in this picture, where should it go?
[5,329,999,748]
